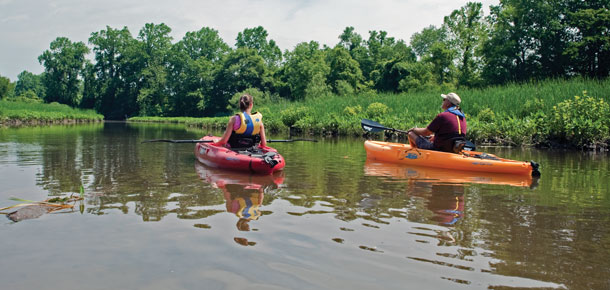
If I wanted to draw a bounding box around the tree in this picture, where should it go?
[443,2,488,87]
[177,27,230,61]
[338,26,363,51]
[15,71,45,100]
[236,26,282,67]
[167,27,229,116]
[0,75,14,100]
[566,8,610,78]
[325,46,364,95]
[88,26,139,119]
[38,37,89,106]
[212,47,272,114]
[481,0,572,84]
[136,23,173,116]
[410,25,448,59]
[281,41,330,100]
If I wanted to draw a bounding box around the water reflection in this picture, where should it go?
[363,160,538,228]
[195,162,284,246]
[364,159,537,188]
[2,123,609,289]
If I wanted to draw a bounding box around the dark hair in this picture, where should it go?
[239,94,253,111]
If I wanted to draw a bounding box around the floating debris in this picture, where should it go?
[0,187,85,222]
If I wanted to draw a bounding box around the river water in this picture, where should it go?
[1,122,608,289]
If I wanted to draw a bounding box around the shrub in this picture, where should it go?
[366,102,389,120]
[227,88,271,111]
[548,92,610,147]
[280,106,311,127]
[335,80,355,96]
[343,105,362,116]
[477,107,496,123]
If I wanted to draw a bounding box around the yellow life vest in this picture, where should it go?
[234,111,262,136]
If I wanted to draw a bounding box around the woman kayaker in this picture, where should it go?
[215,94,267,149]
[407,92,467,153]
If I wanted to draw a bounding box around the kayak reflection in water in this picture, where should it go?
[410,183,465,227]
[221,184,263,246]
[195,162,284,246]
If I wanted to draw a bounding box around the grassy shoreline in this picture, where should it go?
[0,101,104,125]
[131,78,610,150]
[2,78,609,149]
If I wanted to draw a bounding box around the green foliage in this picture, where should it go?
[13,90,43,103]
[13,4,610,122]
[227,88,272,111]
[477,107,495,122]
[236,26,282,67]
[38,37,90,107]
[520,97,545,117]
[565,8,610,78]
[213,47,273,114]
[130,78,610,149]
[88,26,139,119]
[365,102,390,120]
[326,46,363,94]
[334,80,355,96]
[443,2,487,87]
[136,23,173,117]
[282,41,330,100]
[280,106,311,127]
[410,25,443,58]
[547,92,610,147]
[343,105,362,116]
[0,75,14,100]
[0,100,103,122]
[15,71,45,99]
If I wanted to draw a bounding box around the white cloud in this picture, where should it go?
[0,0,498,80]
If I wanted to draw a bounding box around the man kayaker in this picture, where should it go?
[215,94,268,149]
[407,92,467,153]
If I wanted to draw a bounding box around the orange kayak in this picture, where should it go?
[364,140,540,176]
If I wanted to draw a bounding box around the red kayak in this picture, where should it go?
[194,136,285,174]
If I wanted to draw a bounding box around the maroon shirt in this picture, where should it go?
[427,111,467,150]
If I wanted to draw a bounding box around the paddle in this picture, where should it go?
[361,119,476,151]
[141,138,317,144]
[361,119,409,134]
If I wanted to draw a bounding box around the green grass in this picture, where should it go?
[0,101,104,123]
[131,78,610,148]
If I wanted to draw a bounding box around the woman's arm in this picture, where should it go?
[259,123,267,147]
[215,116,236,146]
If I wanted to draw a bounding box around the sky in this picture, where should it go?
[0,0,499,81]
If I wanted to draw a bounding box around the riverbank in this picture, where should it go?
[130,78,610,150]
[0,100,103,126]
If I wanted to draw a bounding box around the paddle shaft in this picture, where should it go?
[141,138,317,144]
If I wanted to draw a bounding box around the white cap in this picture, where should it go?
[441,92,461,106]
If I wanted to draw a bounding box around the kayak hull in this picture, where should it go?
[195,136,285,174]
[364,140,538,176]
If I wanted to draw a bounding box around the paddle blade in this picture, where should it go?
[464,140,476,151]
[361,119,386,133]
